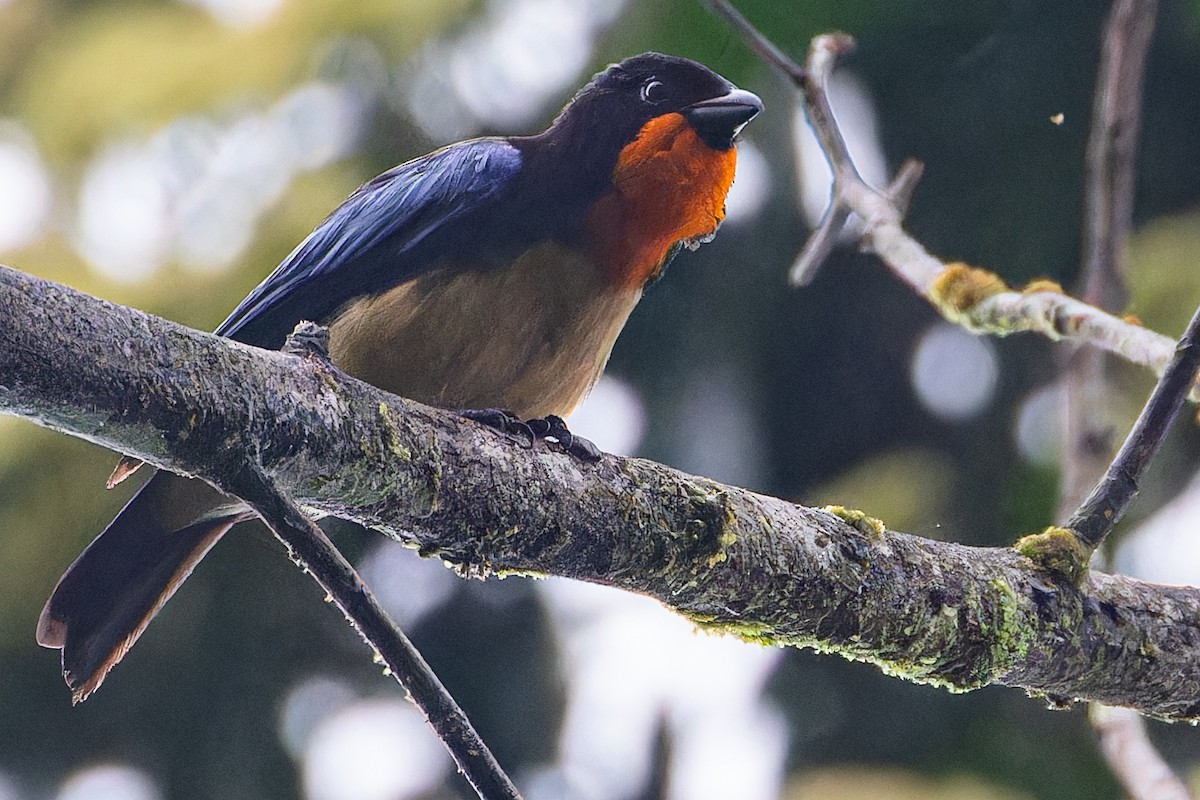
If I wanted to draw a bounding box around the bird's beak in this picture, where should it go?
[683,88,763,150]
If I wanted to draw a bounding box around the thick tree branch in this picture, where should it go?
[3,264,1200,720]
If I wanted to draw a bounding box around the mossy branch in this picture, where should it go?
[3,265,1200,720]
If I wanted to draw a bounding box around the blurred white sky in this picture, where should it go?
[55,764,162,800]
[278,549,790,800]
[911,322,999,423]
[0,125,51,254]
[73,76,375,282]
[1115,470,1200,588]
[534,578,787,800]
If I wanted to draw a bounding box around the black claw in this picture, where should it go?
[565,435,602,461]
[532,415,602,462]
[543,415,574,450]
[525,417,554,438]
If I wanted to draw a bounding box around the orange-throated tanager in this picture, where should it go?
[37,52,762,701]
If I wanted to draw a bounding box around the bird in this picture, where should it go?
[36,52,762,702]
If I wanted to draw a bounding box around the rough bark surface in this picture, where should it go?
[3,264,1199,720]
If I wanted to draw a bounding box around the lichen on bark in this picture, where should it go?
[3,264,1200,720]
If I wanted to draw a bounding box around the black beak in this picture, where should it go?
[683,88,763,150]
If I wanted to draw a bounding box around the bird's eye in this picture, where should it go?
[640,80,666,104]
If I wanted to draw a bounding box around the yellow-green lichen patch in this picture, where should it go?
[492,568,547,580]
[683,578,996,693]
[822,505,886,538]
[870,656,978,693]
[376,402,411,461]
[683,611,782,647]
[1014,525,1090,585]
[802,634,985,693]
[929,263,1009,324]
[986,577,1034,675]
[706,515,737,568]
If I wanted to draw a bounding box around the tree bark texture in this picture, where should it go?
[2,264,1198,720]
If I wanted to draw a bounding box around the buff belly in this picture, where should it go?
[327,242,641,420]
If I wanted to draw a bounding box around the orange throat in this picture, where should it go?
[584,112,738,290]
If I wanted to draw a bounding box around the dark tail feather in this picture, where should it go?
[37,470,252,703]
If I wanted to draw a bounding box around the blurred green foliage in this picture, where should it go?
[3,0,1200,798]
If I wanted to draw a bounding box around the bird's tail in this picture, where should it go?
[37,470,252,702]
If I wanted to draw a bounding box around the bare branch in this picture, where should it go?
[699,0,805,86]
[709,7,1192,397]
[5,264,1200,720]
[1080,0,1157,314]
[1062,0,1186,558]
[1060,0,1187,792]
[1062,0,1158,521]
[790,200,852,283]
[1090,704,1193,800]
[226,459,523,800]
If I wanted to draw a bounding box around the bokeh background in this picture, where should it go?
[2,0,1200,798]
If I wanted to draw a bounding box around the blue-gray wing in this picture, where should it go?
[216,138,524,348]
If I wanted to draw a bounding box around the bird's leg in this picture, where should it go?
[459,410,601,461]
[458,408,536,445]
[282,320,332,360]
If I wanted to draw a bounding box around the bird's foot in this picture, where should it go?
[526,415,602,461]
[282,320,332,361]
[458,408,533,442]
[459,409,601,462]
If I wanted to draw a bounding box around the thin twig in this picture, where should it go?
[1058,2,1187,797]
[1061,0,1179,559]
[801,33,860,179]
[225,461,523,800]
[700,0,862,284]
[1061,0,1158,556]
[787,33,864,284]
[1080,0,1157,314]
[1063,0,1157,511]
[1057,344,1115,525]
[1064,302,1200,551]
[699,0,805,85]
[705,0,1193,397]
[792,201,852,281]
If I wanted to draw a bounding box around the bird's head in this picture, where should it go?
[531,53,762,289]
[549,52,762,159]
